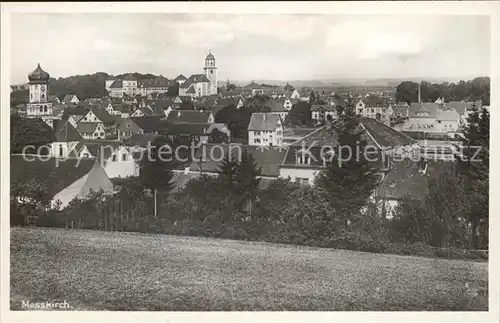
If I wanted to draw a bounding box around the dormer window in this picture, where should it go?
[296,149,311,165]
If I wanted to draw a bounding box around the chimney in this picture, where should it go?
[418,83,421,104]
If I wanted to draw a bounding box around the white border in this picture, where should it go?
[1,2,499,323]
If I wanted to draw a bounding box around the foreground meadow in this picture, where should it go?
[10,227,488,311]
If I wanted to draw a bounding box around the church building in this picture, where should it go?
[26,63,54,128]
[178,51,218,98]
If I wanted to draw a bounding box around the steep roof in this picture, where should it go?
[180,74,209,89]
[311,104,336,112]
[164,123,212,135]
[89,108,116,125]
[247,113,281,131]
[360,117,416,149]
[53,119,83,142]
[166,110,213,124]
[189,144,287,177]
[374,161,429,200]
[436,109,460,122]
[174,74,187,81]
[109,80,123,89]
[186,86,196,94]
[62,107,90,118]
[62,94,78,104]
[123,133,159,148]
[75,140,123,160]
[76,122,100,134]
[10,155,97,200]
[129,116,168,132]
[266,99,287,112]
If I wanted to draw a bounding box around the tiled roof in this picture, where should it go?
[89,108,116,125]
[311,104,336,112]
[166,110,213,124]
[109,80,123,89]
[391,105,410,116]
[10,155,97,200]
[243,82,262,89]
[374,160,429,200]
[123,133,159,148]
[76,122,100,134]
[63,107,90,118]
[76,140,123,160]
[247,113,281,131]
[53,119,83,142]
[446,101,467,115]
[129,116,168,132]
[360,117,416,149]
[409,102,439,118]
[436,109,460,122]
[266,99,287,112]
[181,74,209,89]
[164,123,212,135]
[186,86,196,94]
[62,94,78,104]
[174,74,187,81]
[189,144,287,177]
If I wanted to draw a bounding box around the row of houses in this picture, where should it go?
[12,116,442,214]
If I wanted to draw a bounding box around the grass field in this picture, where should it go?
[10,227,488,311]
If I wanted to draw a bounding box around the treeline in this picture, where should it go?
[11,72,179,104]
[11,107,490,259]
[395,77,490,105]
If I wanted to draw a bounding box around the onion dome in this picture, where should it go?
[205,50,215,60]
[28,63,50,83]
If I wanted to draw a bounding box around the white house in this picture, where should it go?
[267,98,295,120]
[311,104,338,122]
[73,141,140,179]
[62,94,80,105]
[75,122,106,140]
[247,113,283,146]
[289,89,300,100]
[435,109,460,132]
[50,120,83,158]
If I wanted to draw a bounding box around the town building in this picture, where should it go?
[177,51,218,97]
[50,119,83,158]
[11,155,114,210]
[311,104,338,123]
[247,113,284,147]
[26,63,54,127]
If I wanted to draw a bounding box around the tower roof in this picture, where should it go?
[205,50,215,60]
[28,63,50,83]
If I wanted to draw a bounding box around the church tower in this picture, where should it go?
[26,63,53,127]
[203,50,218,95]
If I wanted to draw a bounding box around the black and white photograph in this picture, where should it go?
[1,1,498,321]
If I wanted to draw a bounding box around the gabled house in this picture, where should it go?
[289,89,301,100]
[279,118,419,186]
[79,108,118,138]
[179,74,210,98]
[267,98,295,120]
[50,119,83,158]
[71,140,140,179]
[62,94,79,105]
[117,116,168,140]
[165,110,214,124]
[311,104,338,123]
[11,156,114,210]
[75,122,106,140]
[131,106,155,117]
[247,113,283,147]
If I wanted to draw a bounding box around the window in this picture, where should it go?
[254,131,260,136]
[59,144,63,157]
[41,94,45,100]
[296,177,309,186]
[112,155,117,162]
[122,154,127,161]
[83,153,89,158]
[254,138,261,144]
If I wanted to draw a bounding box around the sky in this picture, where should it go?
[10,14,490,84]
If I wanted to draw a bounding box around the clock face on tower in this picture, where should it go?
[41,86,46,92]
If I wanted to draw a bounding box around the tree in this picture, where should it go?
[140,136,175,217]
[284,102,312,127]
[209,128,229,143]
[315,104,379,223]
[11,116,54,154]
[284,83,294,92]
[309,91,316,104]
[457,108,489,248]
[233,149,262,214]
[218,155,238,190]
[395,81,419,104]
